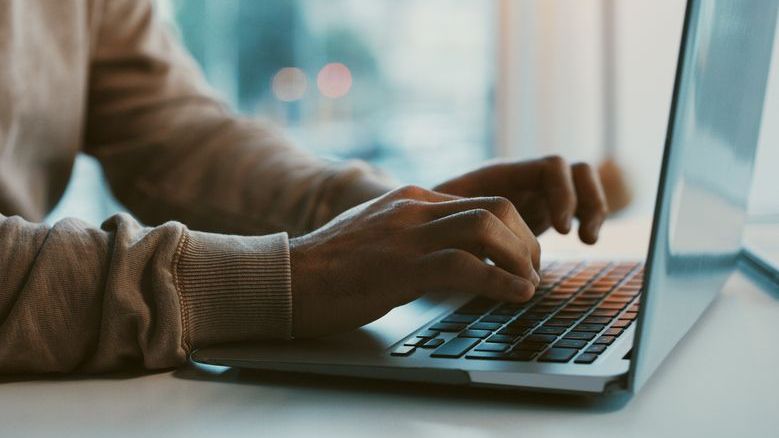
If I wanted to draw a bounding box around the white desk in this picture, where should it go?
[1,218,778,438]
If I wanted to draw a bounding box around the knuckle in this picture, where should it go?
[545,154,566,169]
[488,196,515,218]
[389,199,418,212]
[394,184,427,199]
[467,209,495,233]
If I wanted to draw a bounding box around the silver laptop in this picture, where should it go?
[193,0,778,395]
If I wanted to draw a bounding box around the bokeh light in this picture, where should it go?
[272,67,308,102]
[316,63,353,98]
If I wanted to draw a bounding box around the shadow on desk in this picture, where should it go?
[173,362,632,413]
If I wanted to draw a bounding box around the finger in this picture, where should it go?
[419,197,541,270]
[517,193,554,236]
[540,156,577,234]
[419,249,536,303]
[418,209,540,285]
[383,185,461,203]
[571,162,608,244]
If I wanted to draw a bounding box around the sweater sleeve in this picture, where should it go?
[83,0,393,237]
[0,213,291,374]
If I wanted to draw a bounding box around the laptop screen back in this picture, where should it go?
[629,0,778,392]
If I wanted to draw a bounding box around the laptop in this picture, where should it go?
[742,217,779,283]
[193,0,778,395]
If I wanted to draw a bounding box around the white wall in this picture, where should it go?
[498,0,688,214]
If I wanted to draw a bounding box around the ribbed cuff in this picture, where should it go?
[173,230,292,351]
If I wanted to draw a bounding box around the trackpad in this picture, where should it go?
[193,292,467,364]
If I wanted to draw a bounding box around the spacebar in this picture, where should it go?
[430,337,479,358]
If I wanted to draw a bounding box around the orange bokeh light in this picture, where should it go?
[317,63,352,99]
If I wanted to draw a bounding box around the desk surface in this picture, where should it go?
[1,218,778,438]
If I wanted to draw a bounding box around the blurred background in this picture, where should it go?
[47,0,778,230]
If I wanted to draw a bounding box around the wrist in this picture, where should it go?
[313,161,397,228]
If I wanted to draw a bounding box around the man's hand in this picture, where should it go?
[290,185,540,338]
[434,156,608,244]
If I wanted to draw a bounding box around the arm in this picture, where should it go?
[84,0,392,237]
[0,213,290,373]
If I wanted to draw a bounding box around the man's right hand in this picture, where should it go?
[289,185,541,338]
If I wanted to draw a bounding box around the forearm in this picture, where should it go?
[84,0,395,236]
[0,213,291,374]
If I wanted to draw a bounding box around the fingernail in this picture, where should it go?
[560,214,572,232]
[532,270,541,286]
[589,223,600,241]
[514,279,533,300]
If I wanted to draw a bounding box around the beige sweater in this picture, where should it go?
[0,0,389,373]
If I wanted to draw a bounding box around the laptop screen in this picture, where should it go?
[630,0,779,392]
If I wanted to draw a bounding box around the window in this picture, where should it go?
[169,0,496,187]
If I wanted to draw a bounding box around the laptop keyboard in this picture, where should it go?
[391,261,643,364]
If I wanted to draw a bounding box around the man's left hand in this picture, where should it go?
[434,155,608,244]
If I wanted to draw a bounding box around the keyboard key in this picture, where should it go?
[420,338,445,349]
[391,345,415,356]
[429,322,466,332]
[545,318,574,327]
[538,348,578,363]
[490,304,524,315]
[573,323,606,333]
[514,341,548,352]
[404,337,427,346]
[525,334,557,343]
[591,309,619,317]
[604,327,624,336]
[598,303,626,310]
[498,326,531,336]
[532,306,560,315]
[547,293,575,300]
[574,353,598,364]
[563,305,591,312]
[481,315,512,323]
[564,331,596,341]
[579,292,607,298]
[554,339,588,349]
[510,318,539,327]
[486,334,516,343]
[431,337,480,358]
[442,314,479,324]
[415,329,440,339]
[555,311,584,319]
[586,344,607,354]
[458,329,492,339]
[594,335,615,345]
[523,312,550,320]
[470,322,502,331]
[465,351,508,360]
[534,326,566,335]
[622,311,638,320]
[583,316,611,324]
[611,319,632,328]
[507,350,537,361]
[475,342,510,353]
